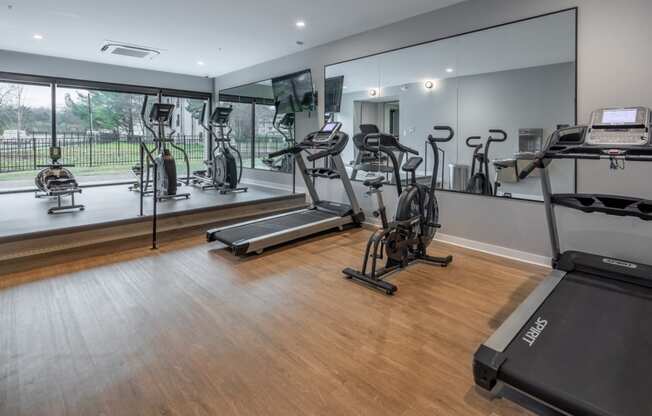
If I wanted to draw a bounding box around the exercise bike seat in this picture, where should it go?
[402,156,423,172]
[363,176,385,189]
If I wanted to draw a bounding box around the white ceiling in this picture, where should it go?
[326,10,576,93]
[0,0,465,78]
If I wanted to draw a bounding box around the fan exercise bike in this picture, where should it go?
[343,126,454,295]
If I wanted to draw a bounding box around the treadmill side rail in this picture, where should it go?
[240,215,353,255]
[483,269,566,353]
[206,208,312,240]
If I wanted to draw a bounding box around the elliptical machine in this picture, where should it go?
[465,130,507,196]
[343,126,454,295]
[35,145,85,214]
[192,103,247,193]
[135,96,190,201]
[262,109,295,173]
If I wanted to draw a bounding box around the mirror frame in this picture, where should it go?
[323,7,578,203]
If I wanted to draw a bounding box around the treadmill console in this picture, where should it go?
[312,122,342,143]
[587,107,651,147]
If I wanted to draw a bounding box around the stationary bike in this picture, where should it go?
[465,130,507,196]
[192,104,247,193]
[343,126,454,295]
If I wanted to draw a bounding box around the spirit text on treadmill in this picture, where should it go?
[602,258,637,269]
[522,317,548,347]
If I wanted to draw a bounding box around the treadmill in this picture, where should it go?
[473,107,652,416]
[207,121,364,256]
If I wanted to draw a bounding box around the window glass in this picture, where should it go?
[0,81,52,190]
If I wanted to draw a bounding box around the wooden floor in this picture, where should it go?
[0,229,548,416]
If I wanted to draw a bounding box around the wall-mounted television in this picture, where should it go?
[272,70,315,114]
[324,76,344,114]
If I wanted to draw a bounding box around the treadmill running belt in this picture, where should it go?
[212,210,338,245]
[500,272,652,416]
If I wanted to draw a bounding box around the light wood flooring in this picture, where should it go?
[0,229,548,415]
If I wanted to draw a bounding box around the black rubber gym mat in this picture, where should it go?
[500,272,652,416]
[211,210,337,244]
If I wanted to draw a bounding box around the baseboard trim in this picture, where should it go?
[436,233,551,268]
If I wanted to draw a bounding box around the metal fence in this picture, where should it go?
[0,132,206,173]
[0,132,290,173]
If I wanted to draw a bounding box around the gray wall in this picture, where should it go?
[0,49,213,92]
[215,0,652,264]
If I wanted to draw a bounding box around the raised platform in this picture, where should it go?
[0,183,306,273]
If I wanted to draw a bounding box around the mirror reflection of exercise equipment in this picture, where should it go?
[34,145,85,214]
[132,95,190,201]
[262,110,295,173]
[350,124,415,183]
[465,130,507,196]
[192,104,247,194]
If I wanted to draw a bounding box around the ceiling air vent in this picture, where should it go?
[100,42,160,59]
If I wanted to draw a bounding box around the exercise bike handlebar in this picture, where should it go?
[488,129,508,143]
[428,125,454,143]
[466,136,483,148]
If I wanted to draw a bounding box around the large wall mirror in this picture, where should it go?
[325,8,577,202]
[219,80,295,172]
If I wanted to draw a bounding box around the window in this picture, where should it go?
[162,95,210,178]
[220,78,297,172]
[224,102,254,169]
[55,87,147,182]
[0,81,52,189]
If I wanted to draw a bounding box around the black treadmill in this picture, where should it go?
[473,107,652,416]
[207,122,364,256]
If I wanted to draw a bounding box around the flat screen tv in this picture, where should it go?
[272,70,315,114]
[324,76,344,114]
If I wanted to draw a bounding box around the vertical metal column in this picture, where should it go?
[540,166,561,262]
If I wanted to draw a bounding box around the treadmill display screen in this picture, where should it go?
[321,123,338,133]
[602,109,638,124]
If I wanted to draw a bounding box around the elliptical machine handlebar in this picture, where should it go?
[429,126,455,143]
[140,96,158,140]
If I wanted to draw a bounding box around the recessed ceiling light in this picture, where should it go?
[296,21,306,28]
[425,80,435,89]
[197,61,205,66]
[446,68,454,73]
[369,88,378,97]
[33,33,43,40]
